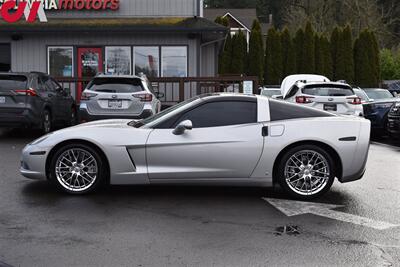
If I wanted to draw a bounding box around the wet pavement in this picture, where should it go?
[0,128,399,267]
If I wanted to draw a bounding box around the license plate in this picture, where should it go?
[0,97,5,104]
[324,104,337,111]
[108,100,122,109]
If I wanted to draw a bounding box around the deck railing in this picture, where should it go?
[56,76,259,106]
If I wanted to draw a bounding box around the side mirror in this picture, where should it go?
[155,92,165,99]
[173,120,193,135]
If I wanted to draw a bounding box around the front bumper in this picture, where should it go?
[79,105,153,122]
[20,144,48,180]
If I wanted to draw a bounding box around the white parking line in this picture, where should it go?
[264,198,399,230]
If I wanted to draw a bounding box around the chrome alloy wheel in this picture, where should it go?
[55,148,98,192]
[284,150,330,196]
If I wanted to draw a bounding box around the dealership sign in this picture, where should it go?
[0,0,120,23]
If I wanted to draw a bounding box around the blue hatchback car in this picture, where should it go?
[354,88,400,133]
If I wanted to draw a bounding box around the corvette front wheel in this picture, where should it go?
[277,145,335,200]
[50,144,106,194]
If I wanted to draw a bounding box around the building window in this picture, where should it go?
[0,44,11,72]
[105,46,131,75]
[161,46,187,77]
[134,46,159,77]
[48,47,73,77]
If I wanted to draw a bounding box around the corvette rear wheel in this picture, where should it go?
[278,145,335,200]
[50,144,106,194]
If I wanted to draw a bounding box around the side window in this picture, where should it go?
[40,76,54,92]
[269,99,334,121]
[175,101,257,128]
[285,85,299,99]
[50,78,62,91]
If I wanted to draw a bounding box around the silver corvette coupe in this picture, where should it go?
[20,94,371,199]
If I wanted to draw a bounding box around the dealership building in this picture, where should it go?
[0,0,227,83]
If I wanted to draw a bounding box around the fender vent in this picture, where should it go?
[126,148,137,171]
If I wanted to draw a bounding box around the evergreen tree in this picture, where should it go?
[336,25,354,83]
[302,22,315,74]
[293,28,304,73]
[331,27,340,80]
[247,19,264,83]
[281,27,296,77]
[314,34,323,75]
[369,30,380,84]
[219,33,233,74]
[264,28,283,84]
[230,30,247,74]
[354,29,379,87]
[321,36,333,79]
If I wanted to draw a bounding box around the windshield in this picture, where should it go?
[354,89,369,101]
[129,97,200,128]
[261,89,281,97]
[302,85,354,96]
[0,75,27,92]
[87,78,144,93]
[364,89,394,100]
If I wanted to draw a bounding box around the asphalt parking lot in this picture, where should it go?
[0,129,399,267]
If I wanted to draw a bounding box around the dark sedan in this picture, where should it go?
[356,88,400,133]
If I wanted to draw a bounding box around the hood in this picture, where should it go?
[71,119,135,129]
[370,98,400,104]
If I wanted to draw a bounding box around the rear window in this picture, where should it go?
[269,99,334,121]
[302,85,354,96]
[261,89,281,97]
[0,75,27,92]
[87,78,144,93]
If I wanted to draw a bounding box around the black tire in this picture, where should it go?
[42,109,52,134]
[49,143,107,194]
[277,144,335,200]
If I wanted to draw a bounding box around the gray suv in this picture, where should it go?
[0,72,76,133]
[79,75,162,122]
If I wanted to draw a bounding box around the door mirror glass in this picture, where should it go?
[173,120,192,135]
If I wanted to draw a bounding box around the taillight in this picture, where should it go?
[296,96,314,104]
[347,97,362,105]
[134,93,153,102]
[14,88,37,96]
[81,92,98,101]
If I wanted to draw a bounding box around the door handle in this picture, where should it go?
[262,126,268,136]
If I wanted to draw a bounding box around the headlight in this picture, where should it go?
[30,134,51,145]
[395,102,400,107]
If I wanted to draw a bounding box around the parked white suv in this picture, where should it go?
[281,75,363,116]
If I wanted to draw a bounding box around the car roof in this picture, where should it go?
[197,93,259,101]
[95,74,143,79]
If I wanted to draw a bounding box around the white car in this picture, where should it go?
[260,88,282,98]
[281,75,363,116]
[79,74,162,122]
[20,93,371,199]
